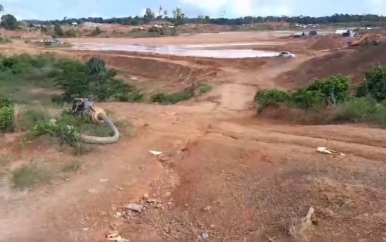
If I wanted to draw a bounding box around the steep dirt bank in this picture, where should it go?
[277,42,386,89]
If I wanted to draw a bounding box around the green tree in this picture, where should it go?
[0,4,4,13]
[172,7,185,26]
[357,65,386,101]
[90,26,101,36]
[1,14,18,30]
[143,8,154,24]
[65,28,76,37]
[54,57,141,102]
[54,24,64,37]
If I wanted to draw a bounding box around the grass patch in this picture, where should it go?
[0,54,136,156]
[0,155,11,166]
[255,64,386,128]
[335,97,386,127]
[0,53,61,105]
[12,163,53,188]
[14,107,51,131]
[61,159,82,173]
[0,155,12,176]
[198,83,212,93]
[151,90,194,105]
[0,37,12,44]
[31,111,130,155]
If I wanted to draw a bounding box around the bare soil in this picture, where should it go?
[277,41,386,89]
[1,32,386,242]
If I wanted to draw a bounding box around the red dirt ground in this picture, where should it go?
[1,33,386,242]
[277,41,386,89]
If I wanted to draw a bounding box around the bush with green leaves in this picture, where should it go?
[255,89,291,111]
[357,64,386,101]
[335,97,386,127]
[151,88,194,105]
[53,57,143,102]
[0,37,12,44]
[0,96,14,132]
[255,75,351,112]
[65,28,77,37]
[0,14,18,30]
[306,75,350,104]
[54,24,64,37]
[32,111,121,154]
[90,27,102,36]
[0,53,55,74]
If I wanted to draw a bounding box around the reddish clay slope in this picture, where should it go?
[277,42,386,89]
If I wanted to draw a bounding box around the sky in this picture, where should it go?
[1,0,386,20]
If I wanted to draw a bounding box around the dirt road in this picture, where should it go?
[1,36,386,242]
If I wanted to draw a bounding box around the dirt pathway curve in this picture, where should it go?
[1,52,386,242]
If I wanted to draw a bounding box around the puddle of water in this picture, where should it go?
[182,42,284,48]
[72,43,281,58]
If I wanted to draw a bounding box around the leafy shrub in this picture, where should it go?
[53,57,143,102]
[306,75,350,104]
[0,53,55,74]
[0,96,14,132]
[15,108,50,131]
[0,37,12,44]
[255,75,351,112]
[357,65,386,101]
[54,24,64,37]
[291,89,326,110]
[65,28,77,37]
[33,115,86,154]
[90,27,102,36]
[0,14,18,30]
[255,89,291,111]
[335,97,386,127]
[151,88,194,105]
[32,111,124,154]
[198,83,212,93]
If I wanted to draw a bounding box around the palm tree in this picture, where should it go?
[159,5,162,17]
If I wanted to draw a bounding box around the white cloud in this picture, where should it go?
[367,0,386,15]
[181,0,294,17]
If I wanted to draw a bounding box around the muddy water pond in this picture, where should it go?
[72,42,283,58]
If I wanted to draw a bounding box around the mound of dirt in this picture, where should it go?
[309,36,342,51]
[78,54,220,81]
[277,41,386,89]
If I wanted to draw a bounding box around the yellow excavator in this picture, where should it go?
[348,33,382,47]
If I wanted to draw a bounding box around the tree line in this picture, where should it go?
[1,2,386,29]
[23,13,386,26]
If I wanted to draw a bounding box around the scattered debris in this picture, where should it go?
[149,150,163,156]
[107,231,129,242]
[146,198,158,204]
[100,178,110,182]
[287,206,316,240]
[200,232,209,240]
[203,205,211,211]
[316,147,345,156]
[126,203,143,212]
[163,191,171,197]
[264,234,276,242]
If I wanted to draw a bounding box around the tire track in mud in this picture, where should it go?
[206,126,386,161]
[143,119,386,162]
